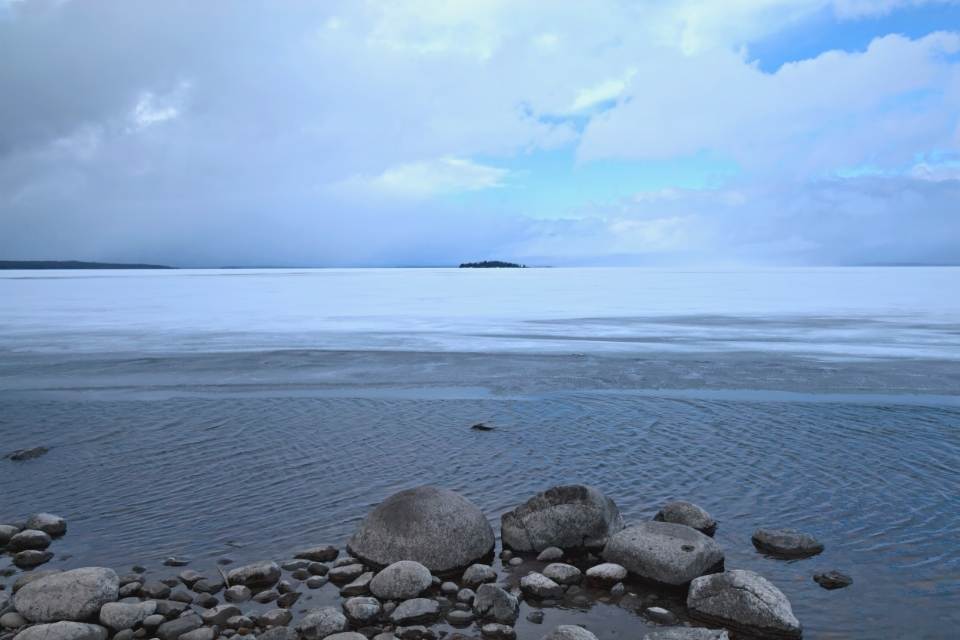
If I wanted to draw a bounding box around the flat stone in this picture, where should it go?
[200,604,241,626]
[329,564,365,583]
[390,598,440,625]
[813,571,853,590]
[520,572,563,599]
[585,563,627,585]
[99,601,157,630]
[687,569,801,639]
[447,609,474,625]
[296,607,349,640]
[540,626,598,640]
[370,561,432,600]
[343,596,382,624]
[542,563,581,585]
[536,547,563,562]
[14,567,118,622]
[655,502,718,536]
[227,561,281,588]
[156,613,202,640]
[752,528,824,558]
[501,485,623,552]
[602,522,724,586]
[13,622,107,640]
[295,545,339,562]
[348,486,495,573]
[473,584,519,624]
[643,630,731,640]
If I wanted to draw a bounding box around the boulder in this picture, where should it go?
[297,607,349,640]
[0,524,19,546]
[687,569,801,639]
[520,572,563,599]
[13,622,107,640]
[473,584,519,624]
[602,522,724,586]
[542,563,581,585]
[541,625,598,640]
[7,530,51,552]
[370,561,432,600]
[348,486,495,573]
[227,561,281,587]
[752,528,824,558]
[654,502,717,536]
[12,572,60,594]
[584,563,627,585]
[643,630,730,640]
[501,485,623,552]
[390,598,440,625]
[99,601,157,630]
[14,567,118,622]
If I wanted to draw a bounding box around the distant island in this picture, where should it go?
[0,260,174,270]
[459,260,525,268]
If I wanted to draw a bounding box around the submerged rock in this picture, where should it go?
[6,447,49,461]
[687,569,801,639]
[654,502,717,536]
[370,560,432,600]
[814,570,853,590]
[752,528,824,558]
[501,485,623,552]
[13,550,54,569]
[602,522,724,586]
[348,486,495,573]
[14,567,118,622]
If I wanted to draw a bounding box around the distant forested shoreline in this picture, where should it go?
[0,260,174,270]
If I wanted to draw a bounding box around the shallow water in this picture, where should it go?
[2,267,959,638]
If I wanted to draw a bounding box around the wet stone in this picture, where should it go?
[645,607,678,624]
[224,585,252,602]
[480,623,516,640]
[814,571,853,590]
[295,545,339,563]
[542,563,581,585]
[752,528,824,558]
[306,576,329,589]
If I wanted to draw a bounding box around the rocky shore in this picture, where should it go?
[1,485,848,640]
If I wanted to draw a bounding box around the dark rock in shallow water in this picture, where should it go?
[295,545,339,562]
[602,522,724,586]
[643,629,730,640]
[644,606,677,624]
[227,561,281,588]
[163,556,190,567]
[156,613,202,640]
[752,528,824,558]
[25,514,66,537]
[348,486,495,574]
[687,569,801,639]
[814,570,853,590]
[7,530,51,552]
[654,501,717,536]
[6,447,49,461]
[471,423,495,431]
[501,485,623,552]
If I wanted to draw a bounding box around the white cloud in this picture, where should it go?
[339,157,508,199]
[569,68,636,112]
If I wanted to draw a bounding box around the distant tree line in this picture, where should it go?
[458,260,525,268]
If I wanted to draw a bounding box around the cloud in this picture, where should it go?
[337,157,509,199]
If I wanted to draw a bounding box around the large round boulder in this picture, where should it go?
[501,485,623,552]
[348,486,494,574]
[14,567,118,622]
[687,570,801,639]
[602,522,724,586]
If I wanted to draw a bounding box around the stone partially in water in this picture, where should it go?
[602,522,724,586]
[473,584,519,624]
[7,530,51,552]
[348,486,495,574]
[295,545,339,562]
[99,601,156,631]
[13,550,54,569]
[520,572,563,599]
[536,547,563,561]
[227,561,281,588]
[654,502,717,537]
[814,570,853,590]
[585,563,627,585]
[390,598,440,625]
[370,561,432,600]
[687,569,801,639]
[540,625,599,640]
[14,567,118,623]
[752,528,824,558]
[297,607,349,640]
[501,485,624,552]
[0,524,19,546]
[542,563,581,585]
[13,621,107,640]
[24,514,67,538]
[6,447,49,462]
[643,630,730,640]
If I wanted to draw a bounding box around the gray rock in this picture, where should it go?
[1,612,25,630]
[644,606,677,624]
[602,522,724,586]
[306,576,328,589]
[140,581,171,600]
[584,563,626,585]
[643,630,730,640]
[296,607,348,640]
[168,589,193,604]
[99,601,157,630]
[163,557,190,567]
[440,581,459,595]
[277,590,301,608]
[332,556,360,568]
[542,563,581,585]
[370,561,432,600]
[329,564,365,583]
[224,585,251,602]
[341,571,374,596]
[610,582,625,597]
[7,530,51,552]
[326,634,369,640]
[259,628,299,640]
[14,567,119,622]
[191,578,224,594]
[520,573,563,599]
[200,604,240,626]
[117,583,141,599]
[225,614,253,629]
[687,569,801,639]
[142,614,165,628]
[156,613,202,640]
[0,591,8,615]
[0,524,20,546]
[192,593,218,608]
[540,626,598,640]
[6,447,49,462]
[536,547,563,562]
[655,502,717,536]
[372,633,398,640]
[281,559,311,571]
[456,588,475,603]
[13,571,60,592]
[343,596,381,624]
[13,550,53,569]
[254,589,280,603]
[395,625,436,640]
[501,485,623,552]
[447,609,474,625]
[295,545,339,562]
[752,528,824,558]
[461,564,497,589]
[480,623,515,639]
[154,599,188,618]
[508,557,522,566]
[390,598,440,625]
[472,584,518,624]
[180,628,217,640]
[227,561,281,588]
[813,570,853,590]
[308,562,330,576]
[348,486,495,573]
[13,622,107,640]
[526,611,545,624]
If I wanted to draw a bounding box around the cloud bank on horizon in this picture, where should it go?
[1,0,958,266]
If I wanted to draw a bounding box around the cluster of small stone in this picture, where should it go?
[0,513,66,570]
[0,485,851,640]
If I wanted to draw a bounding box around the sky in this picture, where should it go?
[1,0,959,267]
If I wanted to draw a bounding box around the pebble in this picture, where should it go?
[814,571,853,590]
[456,588,475,604]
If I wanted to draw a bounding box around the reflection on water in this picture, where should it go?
[2,391,958,638]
